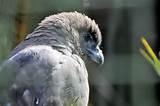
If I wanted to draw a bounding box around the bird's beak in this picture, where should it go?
[87,47,104,64]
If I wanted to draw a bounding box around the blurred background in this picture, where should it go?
[0,0,160,106]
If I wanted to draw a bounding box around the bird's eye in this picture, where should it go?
[84,33,93,42]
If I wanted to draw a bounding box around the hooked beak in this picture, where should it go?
[87,47,104,64]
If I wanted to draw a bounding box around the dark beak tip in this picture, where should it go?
[99,55,104,65]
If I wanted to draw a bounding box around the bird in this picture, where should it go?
[0,11,104,106]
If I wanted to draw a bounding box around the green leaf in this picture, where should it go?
[140,37,160,76]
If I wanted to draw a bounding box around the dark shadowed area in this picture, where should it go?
[0,0,160,106]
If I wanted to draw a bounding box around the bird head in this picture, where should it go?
[79,28,104,64]
[35,11,104,64]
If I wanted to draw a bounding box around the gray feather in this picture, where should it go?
[0,11,103,106]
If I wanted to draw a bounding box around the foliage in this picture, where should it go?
[140,37,160,76]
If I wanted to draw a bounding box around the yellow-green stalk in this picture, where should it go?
[140,37,160,76]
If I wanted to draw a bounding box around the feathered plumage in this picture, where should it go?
[0,11,103,106]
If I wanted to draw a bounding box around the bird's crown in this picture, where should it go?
[39,11,102,45]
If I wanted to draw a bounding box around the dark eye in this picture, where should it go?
[84,33,93,42]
